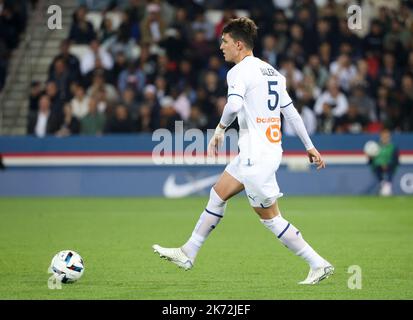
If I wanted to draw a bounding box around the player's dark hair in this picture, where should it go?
[222,17,258,49]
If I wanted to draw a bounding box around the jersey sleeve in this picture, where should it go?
[278,76,293,109]
[226,68,247,101]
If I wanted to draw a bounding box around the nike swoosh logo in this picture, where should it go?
[163,174,220,198]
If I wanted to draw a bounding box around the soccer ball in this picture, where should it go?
[49,250,84,283]
[363,140,380,157]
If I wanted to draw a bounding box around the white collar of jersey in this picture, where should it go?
[240,54,253,62]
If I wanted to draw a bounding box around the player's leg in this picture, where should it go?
[253,201,334,284]
[153,157,244,270]
[253,202,326,267]
[180,171,244,262]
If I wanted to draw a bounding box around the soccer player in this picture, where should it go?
[153,17,334,284]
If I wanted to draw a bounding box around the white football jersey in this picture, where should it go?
[226,56,292,162]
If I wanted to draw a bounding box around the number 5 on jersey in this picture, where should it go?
[266,81,281,143]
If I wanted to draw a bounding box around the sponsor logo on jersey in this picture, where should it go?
[256,117,280,124]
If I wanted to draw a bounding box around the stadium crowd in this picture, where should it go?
[23,0,413,137]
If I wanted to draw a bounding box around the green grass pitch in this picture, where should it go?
[0,196,412,300]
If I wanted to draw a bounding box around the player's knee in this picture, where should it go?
[211,185,228,202]
[210,187,226,206]
[206,187,227,216]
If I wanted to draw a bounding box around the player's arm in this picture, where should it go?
[281,103,325,170]
[207,95,243,156]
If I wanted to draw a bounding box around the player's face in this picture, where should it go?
[220,33,239,63]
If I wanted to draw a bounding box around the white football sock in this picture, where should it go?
[181,187,226,261]
[260,214,326,269]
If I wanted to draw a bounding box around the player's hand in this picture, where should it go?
[207,133,224,157]
[307,148,326,170]
[207,124,225,157]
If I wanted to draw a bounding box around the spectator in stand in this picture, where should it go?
[155,53,178,85]
[55,103,80,137]
[136,103,154,133]
[329,53,357,93]
[191,10,215,41]
[337,18,362,58]
[159,28,186,65]
[318,41,332,68]
[87,71,119,104]
[206,54,228,82]
[335,103,369,134]
[27,95,60,137]
[124,0,146,36]
[279,58,303,92]
[140,3,166,45]
[28,81,42,116]
[270,10,288,54]
[80,39,114,75]
[295,73,321,107]
[348,85,377,123]
[175,59,196,92]
[261,34,279,68]
[121,86,140,121]
[314,77,349,117]
[189,29,215,69]
[105,104,134,133]
[48,57,76,103]
[45,80,64,116]
[68,5,96,44]
[159,96,181,131]
[170,7,191,44]
[94,87,108,114]
[49,39,81,83]
[80,97,105,135]
[350,58,374,92]
[375,82,403,130]
[303,54,329,91]
[83,56,115,87]
[102,11,139,61]
[194,86,214,119]
[111,51,128,86]
[363,20,384,58]
[117,61,146,94]
[383,17,411,55]
[71,83,90,119]
[141,84,161,130]
[154,75,168,102]
[137,42,158,84]
[170,85,190,121]
[376,85,390,127]
[317,102,338,134]
[99,16,117,43]
[184,104,208,131]
[314,18,336,56]
[378,52,401,91]
[203,70,226,107]
[285,40,306,69]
